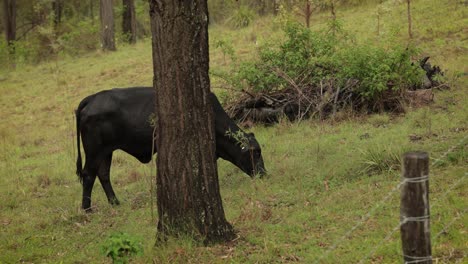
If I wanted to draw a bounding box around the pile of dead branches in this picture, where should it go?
[225,57,446,125]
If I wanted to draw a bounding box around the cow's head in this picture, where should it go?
[218,130,266,177]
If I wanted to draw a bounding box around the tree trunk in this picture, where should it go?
[257,0,266,16]
[3,0,16,51]
[407,0,413,39]
[100,0,116,51]
[52,0,63,28]
[122,0,136,44]
[90,0,94,23]
[331,2,336,20]
[273,0,280,15]
[305,0,311,28]
[149,0,235,243]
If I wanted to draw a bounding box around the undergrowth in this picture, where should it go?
[0,0,466,263]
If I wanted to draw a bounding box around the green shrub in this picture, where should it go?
[101,232,143,264]
[59,19,99,55]
[335,44,423,99]
[221,21,424,110]
[214,39,236,62]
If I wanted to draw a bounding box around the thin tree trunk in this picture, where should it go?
[122,0,136,44]
[407,0,413,39]
[149,0,235,243]
[3,0,16,51]
[377,14,380,36]
[52,0,63,27]
[273,0,280,15]
[90,0,94,23]
[257,0,266,16]
[305,0,311,28]
[100,0,116,51]
[331,2,336,21]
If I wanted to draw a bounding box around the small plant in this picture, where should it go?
[359,147,403,175]
[225,129,249,150]
[214,39,237,63]
[101,232,143,264]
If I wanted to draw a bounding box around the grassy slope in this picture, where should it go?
[0,0,466,263]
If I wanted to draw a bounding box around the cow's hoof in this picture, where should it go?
[109,198,120,206]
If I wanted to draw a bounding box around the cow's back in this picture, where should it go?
[78,87,156,162]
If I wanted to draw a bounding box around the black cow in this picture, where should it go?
[76,87,266,211]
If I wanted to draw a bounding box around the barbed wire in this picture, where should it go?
[358,172,467,263]
[315,135,467,263]
[431,135,467,167]
[434,207,467,240]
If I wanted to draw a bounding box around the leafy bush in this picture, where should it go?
[335,44,423,99]
[221,21,424,112]
[59,19,99,55]
[101,232,143,264]
[214,39,236,62]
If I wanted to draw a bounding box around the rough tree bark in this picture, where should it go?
[3,0,16,51]
[122,0,136,44]
[149,0,235,243]
[100,0,116,51]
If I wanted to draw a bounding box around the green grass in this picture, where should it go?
[1,0,467,263]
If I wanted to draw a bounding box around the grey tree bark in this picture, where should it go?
[100,0,116,51]
[122,0,136,44]
[3,0,16,51]
[149,0,235,243]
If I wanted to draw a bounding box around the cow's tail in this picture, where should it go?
[75,98,89,182]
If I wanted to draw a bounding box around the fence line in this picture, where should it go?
[431,135,467,167]
[358,172,467,263]
[315,136,466,263]
[434,208,467,240]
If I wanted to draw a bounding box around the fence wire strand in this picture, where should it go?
[358,172,467,263]
[315,135,467,263]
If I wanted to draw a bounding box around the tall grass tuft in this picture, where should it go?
[227,6,255,29]
[359,146,405,175]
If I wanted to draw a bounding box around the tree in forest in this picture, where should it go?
[52,0,63,28]
[149,0,235,243]
[406,0,412,39]
[100,0,116,51]
[296,0,317,28]
[3,0,16,53]
[122,0,136,44]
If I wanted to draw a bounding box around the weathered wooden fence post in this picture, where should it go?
[400,152,432,264]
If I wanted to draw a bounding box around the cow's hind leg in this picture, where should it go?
[81,159,98,212]
[98,153,120,205]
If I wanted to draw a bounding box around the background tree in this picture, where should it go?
[89,0,95,22]
[3,0,16,53]
[122,0,136,44]
[100,0,116,51]
[149,0,235,243]
[406,0,412,39]
[52,0,63,28]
